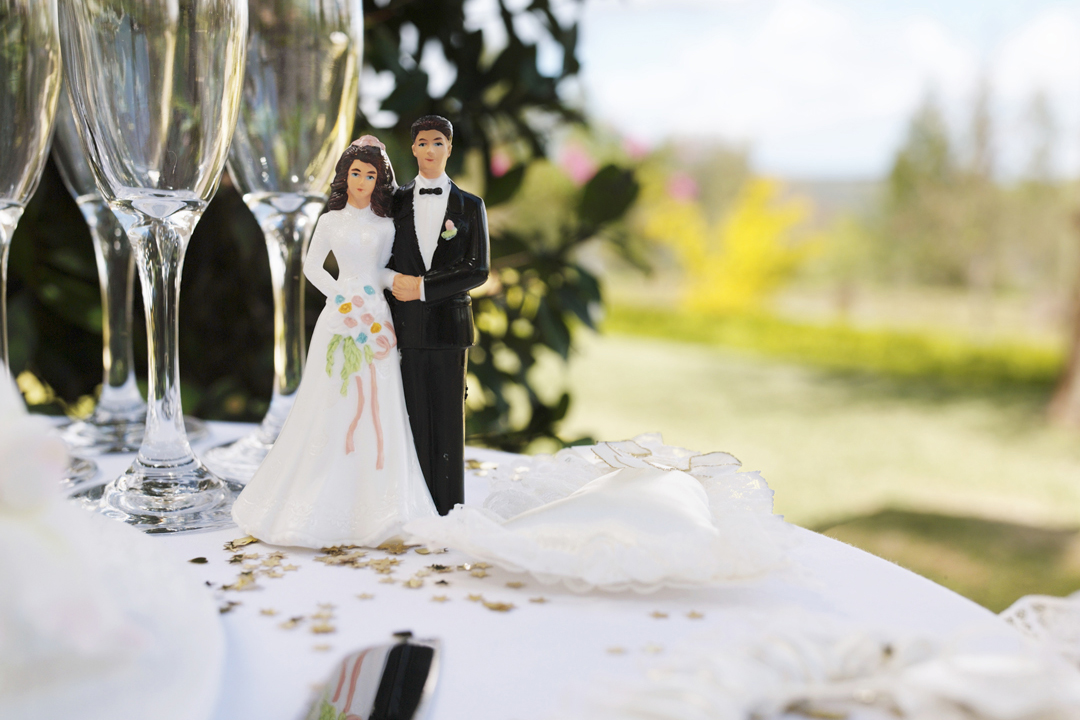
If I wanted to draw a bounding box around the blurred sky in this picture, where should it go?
[578,0,1080,179]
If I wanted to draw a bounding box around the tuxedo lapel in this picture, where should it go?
[432,183,466,269]
[394,182,426,273]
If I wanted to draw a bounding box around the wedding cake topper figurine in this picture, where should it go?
[387,115,490,515]
[231,137,438,548]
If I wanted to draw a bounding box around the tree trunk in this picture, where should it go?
[1048,212,1080,427]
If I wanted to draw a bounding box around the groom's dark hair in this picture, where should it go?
[411,115,453,143]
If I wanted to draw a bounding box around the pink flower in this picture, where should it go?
[622,136,650,161]
[490,151,512,178]
[559,143,598,186]
[667,173,699,202]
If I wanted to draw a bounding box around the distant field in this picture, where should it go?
[559,331,1080,610]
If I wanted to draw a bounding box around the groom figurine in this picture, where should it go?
[387,115,489,515]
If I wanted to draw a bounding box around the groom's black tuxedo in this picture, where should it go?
[386,180,489,515]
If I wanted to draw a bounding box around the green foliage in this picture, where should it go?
[605,304,1062,390]
[468,162,639,451]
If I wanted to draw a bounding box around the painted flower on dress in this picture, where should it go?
[325,288,397,395]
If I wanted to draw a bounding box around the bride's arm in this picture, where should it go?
[303,213,338,299]
[377,219,397,290]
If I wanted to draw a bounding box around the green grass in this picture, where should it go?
[817,510,1080,612]
[603,304,1063,391]
[559,332,1080,610]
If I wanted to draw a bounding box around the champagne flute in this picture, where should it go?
[62,0,248,532]
[202,0,362,482]
[0,0,61,369]
[51,82,145,454]
[52,80,209,457]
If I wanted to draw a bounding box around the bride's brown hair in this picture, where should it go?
[327,143,396,216]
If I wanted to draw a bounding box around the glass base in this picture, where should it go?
[58,414,210,455]
[73,456,242,534]
[62,457,99,492]
[201,430,274,483]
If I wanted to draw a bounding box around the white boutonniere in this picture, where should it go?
[440,219,457,240]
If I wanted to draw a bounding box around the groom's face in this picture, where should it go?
[412,130,451,179]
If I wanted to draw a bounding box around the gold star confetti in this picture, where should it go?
[458,564,473,571]
[473,562,492,569]
[224,536,259,552]
[607,647,626,655]
[311,611,333,621]
[262,556,282,568]
[315,551,369,568]
[415,547,447,555]
[505,581,525,589]
[222,571,260,592]
[229,552,260,565]
[431,595,449,603]
[356,593,374,600]
[219,601,241,614]
[368,558,401,574]
[528,597,548,604]
[414,568,432,578]
[279,616,304,630]
[643,644,664,655]
[189,557,208,564]
[435,579,449,586]
[261,570,284,579]
[466,594,484,602]
[313,644,332,652]
[318,603,336,610]
[404,578,424,589]
[320,545,362,556]
[470,569,489,578]
[482,601,515,612]
[429,564,453,573]
[687,611,704,620]
[311,622,336,634]
[260,608,278,616]
[650,611,669,619]
[282,564,300,572]
[268,551,287,559]
[376,539,418,555]
[378,577,396,584]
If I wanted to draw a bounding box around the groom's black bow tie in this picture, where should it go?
[418,187,443,196]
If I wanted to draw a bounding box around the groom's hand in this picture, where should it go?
[392,273,422,301]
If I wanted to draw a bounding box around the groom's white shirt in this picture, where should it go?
[412,173,451,302]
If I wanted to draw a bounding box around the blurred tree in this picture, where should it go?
[880,90,968,286]
[12,0,640,451]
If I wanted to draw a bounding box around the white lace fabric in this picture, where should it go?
[405,434,796,592]
[563,610,1080,720]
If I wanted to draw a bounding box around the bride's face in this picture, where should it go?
[347,160,378,209]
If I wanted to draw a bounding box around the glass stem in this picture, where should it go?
[82,200,143,417]
[253,199,322,444]
[0,206,24,372]
[130,217,192,465]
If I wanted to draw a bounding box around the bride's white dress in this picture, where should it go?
[232,203,437,548]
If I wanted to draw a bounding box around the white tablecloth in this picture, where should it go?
[79,422,1014,720]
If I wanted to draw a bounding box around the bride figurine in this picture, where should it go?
[232,137,437,548]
